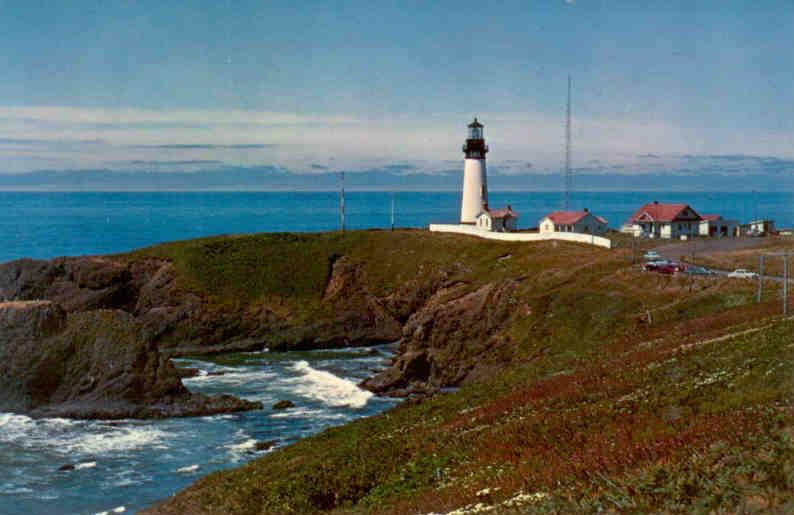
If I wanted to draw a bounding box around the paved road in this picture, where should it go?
[651,239,790,283]
[654,238,771,260]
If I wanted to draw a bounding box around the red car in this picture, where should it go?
[657,263,683,275]
[656,264,675,275]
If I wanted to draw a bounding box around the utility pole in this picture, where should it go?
[563,75,572,210]
[339,171,346,233]
[783,250,788,316]
[762,251,791,315]
[390,192,395,231]
[757,255,764,303]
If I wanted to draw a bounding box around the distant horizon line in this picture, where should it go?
[0,188,791,194]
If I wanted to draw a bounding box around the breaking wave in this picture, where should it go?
[289,361,373,408]
[0,412,168,456]
[183,369,278,386]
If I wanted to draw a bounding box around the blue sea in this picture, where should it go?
[0,346,399,515]
[0,190,791,515]
[0,191,791,263]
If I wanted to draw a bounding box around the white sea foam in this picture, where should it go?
[222,430,261,461]
[268,406,317,419]
[75,461,96,470]
[176,464,199,473]
[0,413,32,440]
[226,438,257,451]
[0,412,168,456]
[289,361,373,408]
[0,485,33,495]
[268,407,348,422]
[243,347,270,354]
[95,507,125,515]
[63,425,168,455]
[184,369,277,386]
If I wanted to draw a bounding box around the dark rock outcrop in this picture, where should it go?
[362,280,520,396]
[254,440,279,452]
[0,301,261,419]
[272,400,295,410]
[0,249,519,399]
[0,255,404,355]
[176,367,201,379]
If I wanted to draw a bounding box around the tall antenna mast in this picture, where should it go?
[563,75,573,210]
[339,171,346,232]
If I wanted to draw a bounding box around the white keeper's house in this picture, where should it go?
[621,201,702,239]
[539,209,608,235]
[476,205,519,232]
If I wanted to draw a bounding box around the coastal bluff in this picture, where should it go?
[0,231,554,401]
[0,300,260,419]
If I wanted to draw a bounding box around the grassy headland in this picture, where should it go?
[119,230,792,513]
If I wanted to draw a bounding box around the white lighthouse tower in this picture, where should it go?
[460,118,489,223]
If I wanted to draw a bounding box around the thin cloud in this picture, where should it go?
[122,160,224,166]
[128,143,277,150]
[0,106,357,126]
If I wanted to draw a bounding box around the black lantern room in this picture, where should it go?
[463,117,488,159]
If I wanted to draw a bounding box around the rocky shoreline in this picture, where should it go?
[0,300,260,419]
[0,246,516,408]
[0,233,526,419]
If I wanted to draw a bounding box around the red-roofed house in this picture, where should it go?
[476,205,519,232]
[699,214,740,237]
[539,209,609,235]
[622,201,702,239]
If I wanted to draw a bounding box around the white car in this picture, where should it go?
[728,269,758,279]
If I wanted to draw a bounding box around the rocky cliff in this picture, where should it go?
[0,300,260,419]
[0,232,539,401]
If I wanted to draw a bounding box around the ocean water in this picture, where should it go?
[0,191,791,263]
[0,345,398,515]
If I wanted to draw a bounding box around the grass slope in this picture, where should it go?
[142,231,793,514]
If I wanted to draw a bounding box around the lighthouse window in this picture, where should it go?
[469,127,483,139]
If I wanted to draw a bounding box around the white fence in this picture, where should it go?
[428,224,612,249]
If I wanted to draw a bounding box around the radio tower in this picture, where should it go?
[563,75,573,210]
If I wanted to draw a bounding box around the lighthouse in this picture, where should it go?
[460,118,489,224]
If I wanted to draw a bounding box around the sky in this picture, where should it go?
[1,0,793,185]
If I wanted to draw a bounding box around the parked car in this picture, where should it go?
[657,264,679,275]
[728,269,758,279]
[643,250,662,261]
[684,265,716,276]
[643,260,670,271]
